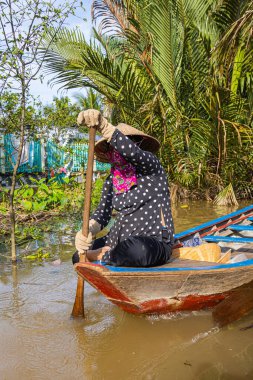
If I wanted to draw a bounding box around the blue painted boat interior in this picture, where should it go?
[226,224,253,231]
[203,236,253,243]
[95,258,253,272]
[175,204,253,239]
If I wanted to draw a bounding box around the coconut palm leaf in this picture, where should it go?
[212,0,249,33]
[73,89,102,110]
[50,29,161,130]
[136,0,214,115]
[92,0,138,34]
[212,1,253,100]
[214,183,238,206]
[92,0,127,33]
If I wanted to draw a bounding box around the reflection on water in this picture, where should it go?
[1,201,253,380]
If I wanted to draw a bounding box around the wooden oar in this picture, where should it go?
[71,126,96,318]
[212,280,253,327]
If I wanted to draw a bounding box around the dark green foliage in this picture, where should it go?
[41,0,253,199]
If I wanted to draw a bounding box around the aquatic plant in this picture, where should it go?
[0,175,107,244]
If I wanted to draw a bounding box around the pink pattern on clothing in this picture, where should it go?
[107,149,137,194]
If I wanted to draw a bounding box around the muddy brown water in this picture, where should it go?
[1,201,253,380]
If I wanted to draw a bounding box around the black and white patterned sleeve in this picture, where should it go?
[91,175,113,229]
[110,129,162,175]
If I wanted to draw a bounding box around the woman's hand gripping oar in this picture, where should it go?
[71,113,98,318]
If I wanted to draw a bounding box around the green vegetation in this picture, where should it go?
[0,0,82,261]
[0,175,107,248]
[43,97,82,133]
[0,93,86,136]
[23,247,51,261]
[43,0,253,202]
[14,178,83,212]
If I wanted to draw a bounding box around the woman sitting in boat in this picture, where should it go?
[72,109,174,267]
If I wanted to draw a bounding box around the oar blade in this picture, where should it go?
[213,281,253,327]
[71,274,85,318]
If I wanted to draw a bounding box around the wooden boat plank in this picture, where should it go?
[227,225,253,231]
[234,249,253,258]
[151,259,222,269]
[109,274,192,301]
[203,236,253,243]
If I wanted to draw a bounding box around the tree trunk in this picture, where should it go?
[9,78,26,263]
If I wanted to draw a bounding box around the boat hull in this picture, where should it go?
[75,260,253,314]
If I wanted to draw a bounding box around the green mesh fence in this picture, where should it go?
[70,143,88,171]
[96,159,110,172]
[3,135,42,173]
[46,141,65,170]
[0,134,110,174]
[46,141,110,172]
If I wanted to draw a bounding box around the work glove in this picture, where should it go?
[77,109,116,142]
[75,230,93,254]
[89,218,101,238]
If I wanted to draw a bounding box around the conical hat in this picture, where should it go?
[94,123,160,163]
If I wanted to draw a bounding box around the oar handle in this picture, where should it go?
[82,126,96,237]
[71,125,96,318]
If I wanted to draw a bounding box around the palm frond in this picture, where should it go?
[73,89,102,109]
[212,0,249,33]
[212,1,253,96]
[137,0,214,115]
[92,0,138,34]
[214,183,238,206]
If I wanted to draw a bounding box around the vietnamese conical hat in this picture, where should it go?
[94,123,160,163]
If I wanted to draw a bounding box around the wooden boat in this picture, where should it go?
[74,205,253,315]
